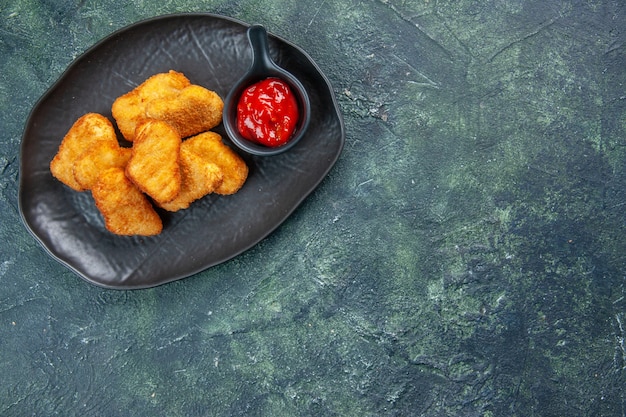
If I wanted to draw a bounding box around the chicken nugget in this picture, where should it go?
[73,141,132,191]
[126,120,181,204]
[159,147,223,212]
[112,70,191,141]
[50,113,118,191]
[183,132,248,195]
[92,167,162,236]
[146,84,224,138]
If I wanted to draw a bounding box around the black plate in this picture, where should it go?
[18,14,345,289]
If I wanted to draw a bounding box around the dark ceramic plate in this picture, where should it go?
[18,14,344,289]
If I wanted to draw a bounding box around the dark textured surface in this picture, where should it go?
[1,1,625,416]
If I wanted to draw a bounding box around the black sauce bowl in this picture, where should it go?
[223,25,311,156]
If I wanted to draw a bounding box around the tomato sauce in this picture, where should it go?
[236,77,299,147]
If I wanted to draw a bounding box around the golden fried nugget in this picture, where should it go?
[50,113,118,191]
[73,141,132,191]
[126,120,182,204]
[112,70,191,141]
[92,167,163,236]
[183,132,248,195]
[159,147,224,212]
[146,84,224,138]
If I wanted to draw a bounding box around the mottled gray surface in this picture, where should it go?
[1,1,625,416]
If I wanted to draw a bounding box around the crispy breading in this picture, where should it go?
[145,84,224,138]
[159,147,224,212]
[183,132,248,195]
[112,70,191,141]
[72,141,132,191]
[92,167,162,236]
[50,113,118,191]
[49,71,244,237]
[125,120,182,204]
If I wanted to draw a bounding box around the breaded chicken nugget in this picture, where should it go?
[73,141,132,191]
[50,113,118,191]
[92,167,163,236]
[112,70,191,141]
[159,147,224,212]
[183,132,248,195]
[126,120,182,204]
[146,85,224,138]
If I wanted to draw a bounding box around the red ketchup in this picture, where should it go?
[236,77,299,147]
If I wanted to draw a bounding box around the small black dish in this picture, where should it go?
[223,25,311,156]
